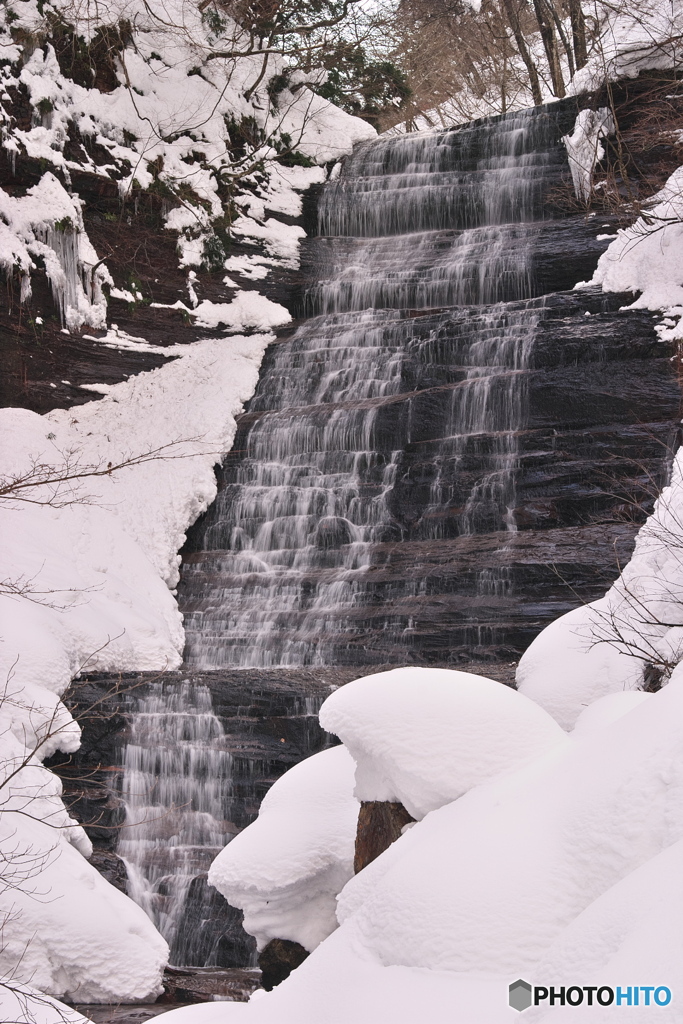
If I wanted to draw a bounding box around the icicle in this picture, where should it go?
[562,108,615,202]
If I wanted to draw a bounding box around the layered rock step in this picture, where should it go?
[180,290,677,666]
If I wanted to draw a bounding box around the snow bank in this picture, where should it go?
[0,984,91,1024]
[0,729,168,1002]
[516,602,645,729]
[332,667,683,977]
[209,745,358,952]
[571,689,652,736]
[319,667,566,818]
[527,836,683,1022]
[0,333,269,691]
[569,0,683,96]
[1,338,265,809]
[588,165,683,308]
[0,332,268,999]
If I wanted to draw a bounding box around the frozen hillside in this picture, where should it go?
[0,0,374,1008]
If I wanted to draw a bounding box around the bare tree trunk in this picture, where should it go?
[501,0,543,105]
[544,0,575,78]
[531,0,565,97]
[568,0,587,68]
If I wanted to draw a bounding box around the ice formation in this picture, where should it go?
[0,171,111,329]
[562,108,615,201]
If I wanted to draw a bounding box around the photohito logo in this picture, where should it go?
[508,980,672,1011]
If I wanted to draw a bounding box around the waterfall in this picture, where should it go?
[112,101,679,967]
[117,675,333,966]
[180,104,579,668]
[118,681,236,965]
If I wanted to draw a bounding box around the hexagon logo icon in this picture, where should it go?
[509,979,533,1012]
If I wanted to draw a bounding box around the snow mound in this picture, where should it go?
[163,670,683,1023]
[191,293,291,332]
[318,667,566,818]
[569,0,683,96]
[529,838,683,1022]
[516,602,645,730]
[333,672,683,976]
[572,689,652,736]
[209,745,358,952]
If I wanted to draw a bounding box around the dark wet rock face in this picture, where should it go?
[178,97,680,670]
[354,801,416,873]
[0,125,317,414]
[160,966,261,1003]
[258,939,310,991]
[89,849,129,893]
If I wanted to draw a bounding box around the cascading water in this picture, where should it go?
[115,673,336,967]
[118,681,236,965]
[180,104,581,667]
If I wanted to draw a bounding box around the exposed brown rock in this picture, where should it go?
[258,938,309,991]
[160,965,261,1003]
[89,849,128,892]
[354,800,416,874]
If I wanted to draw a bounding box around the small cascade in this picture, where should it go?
[118,681,236,965]
[111,672,336,967]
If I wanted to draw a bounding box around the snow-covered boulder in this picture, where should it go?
[209,745,358,952]
[159,670,683,1024]
[319,667,567,819]
[159,669,683,1024]
[333,669,683,977]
